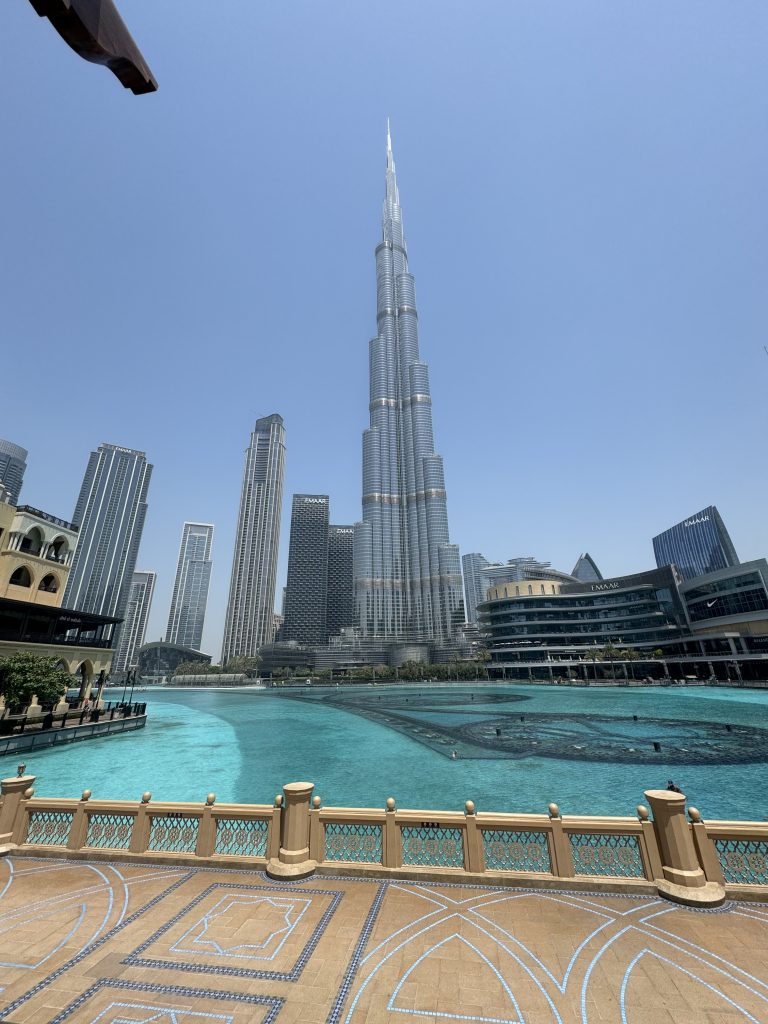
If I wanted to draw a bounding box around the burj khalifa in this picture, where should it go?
[353,127,464,652]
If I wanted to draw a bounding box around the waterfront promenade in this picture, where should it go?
[1,854,767,1023]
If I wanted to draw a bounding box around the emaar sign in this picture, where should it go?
[591,581,621,592]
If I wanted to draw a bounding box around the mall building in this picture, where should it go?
[478,560,768,682]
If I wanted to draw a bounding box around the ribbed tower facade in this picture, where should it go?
[166,522,214,650]
[353,128,464,646]
[63,444,152,643]
[114,570,156,671]
[221,414,285,662]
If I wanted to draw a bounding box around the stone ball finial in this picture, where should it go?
[141,791,151,804]
[312,795,321,808]
[637,805,649,821]
[275,795,283,808]
[465,800,476,815]
[81,789,92,802]
[206,793,216,806]
[23,787,34,799]
[548,803,560,819]
[688,806,702,823]
[386,797,396,811]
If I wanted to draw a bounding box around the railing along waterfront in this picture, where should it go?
[1,776,767,906]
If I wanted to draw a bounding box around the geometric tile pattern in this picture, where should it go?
[569,831,645,878]
[2,855,768,1024]
[214,819,269,858]
[401,827,464,868]
[122,882,343,981]
[324,824,382,864]
[482,830,551,873]
[714,839,768,885]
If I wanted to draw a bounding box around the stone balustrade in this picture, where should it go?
[2,775,768,905]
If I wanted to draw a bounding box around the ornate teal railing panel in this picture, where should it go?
[569,833,644,878]
[714,839,768,886]
[86,813,134,850]
[401,826,464,868]
[482,829,552,873]
[147,815,199,854]
[26,811,73,846]
[324,823,383,863]
[214,818,269,858]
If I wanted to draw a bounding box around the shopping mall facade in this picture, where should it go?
[478,560,768,682]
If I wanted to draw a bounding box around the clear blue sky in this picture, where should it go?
[2,1,766,659]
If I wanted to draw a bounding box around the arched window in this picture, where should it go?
[19,528,43,556]
[528,585,533,595]
[540,584,545,594]
[515,586,520,596]
[48,537,69,563]
[9,566,32,588]
[39,573,59,593]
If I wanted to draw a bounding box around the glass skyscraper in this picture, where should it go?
[222,414,285,662]
[653,505,739,582]
[166,522,213,650]
[353,127,464,646]
[283,495,329,645]
[0,439,28,505]
[63,444,152,649]
[327,525,354,640]
[114,570,156,671]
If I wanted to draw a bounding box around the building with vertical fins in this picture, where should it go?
[166,522,213,650]
[63,444,152,649]
[114,570,156,671]
[327,524,355,640]
[221,414,285,663]
[653,505,739,582]
[353,126,464,658]
[0,440,28,505]
[283,495,329,645]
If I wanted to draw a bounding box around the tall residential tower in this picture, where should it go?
[221,414,285,662]
[114,570,156,671]
[283,495,329,645]
[63,444,152,644]
[353,128,464,650]
[166,522,213,650]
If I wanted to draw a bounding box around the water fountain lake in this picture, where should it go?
[3,684,767,820]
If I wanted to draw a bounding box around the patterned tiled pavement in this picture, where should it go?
[0,857,767,1023]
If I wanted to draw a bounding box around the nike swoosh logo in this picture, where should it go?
[706,599,717,608]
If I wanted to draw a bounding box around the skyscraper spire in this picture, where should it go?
[353,131,464,650]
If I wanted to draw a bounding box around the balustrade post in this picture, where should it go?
[309,796,324,862]
[644,789,724,906]
[463,801,485,874]
[267,796,282,859]
[547,804,574,878]
[266,782,316,880]
[636,805,663,880]
[67,790,92,850]
[195,794,217,858]
[382,798,402,868]
[688,807,725,885]
[129,792,152,854]
[0,772,36,851]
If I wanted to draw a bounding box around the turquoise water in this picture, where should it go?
[3,685,768,820]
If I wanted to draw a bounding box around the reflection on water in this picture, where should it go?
[1,685,766,820]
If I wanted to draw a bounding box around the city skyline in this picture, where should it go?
[3,2,765,657]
